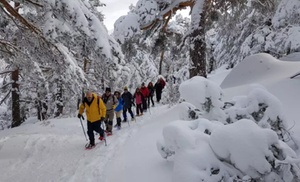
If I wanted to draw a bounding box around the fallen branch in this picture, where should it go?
[290,72,300,79]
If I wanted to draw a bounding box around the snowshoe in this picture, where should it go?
[98,136,104,141]
[85,143,96,150]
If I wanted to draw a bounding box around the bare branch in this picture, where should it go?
[0,39,18,56]
[0,90,11,105]
[290,72,300,79]
[24,0,43,7]
[0,81,14,89]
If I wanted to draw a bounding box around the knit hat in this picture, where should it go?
[124,86,128,90]
[105,87,111,92]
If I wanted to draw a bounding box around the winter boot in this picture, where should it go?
[85,143,95,149]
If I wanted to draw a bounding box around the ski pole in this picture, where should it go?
[79,117,88,141]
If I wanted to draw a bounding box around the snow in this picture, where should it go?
[1,53,300,181]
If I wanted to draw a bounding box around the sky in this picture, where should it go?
[100,0,139,32]
[1,53,300,181]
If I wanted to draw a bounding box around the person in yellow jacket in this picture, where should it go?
[78,91,106,149]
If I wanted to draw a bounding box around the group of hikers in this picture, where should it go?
[77,77,166,149]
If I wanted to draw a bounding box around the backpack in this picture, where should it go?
[161,79,166,88]
[102,94,116,105]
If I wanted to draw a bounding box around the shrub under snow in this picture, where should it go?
[157,76,300,181]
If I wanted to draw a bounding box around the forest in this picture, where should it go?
[0,0,299,129]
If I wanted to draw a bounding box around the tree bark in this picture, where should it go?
[11,68,21,127]
[189,0,208,78]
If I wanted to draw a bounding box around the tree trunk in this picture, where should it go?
[189,1,208,78]
[159,50,165,75]
[11,2,21,128]
[11,68,21,127]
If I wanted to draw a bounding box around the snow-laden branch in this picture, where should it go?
[0,0,41,34]
[0,70,15,75]
[140,0,194,30]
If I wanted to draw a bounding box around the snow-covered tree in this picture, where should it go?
[0,0,128,128]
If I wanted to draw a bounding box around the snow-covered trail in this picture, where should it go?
[103,105,175,182]
[0,118,117,182]
[0,104,175,182]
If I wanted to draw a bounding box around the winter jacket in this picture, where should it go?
[102,93,118,111]
[79,93,106,122]
[154,82,163,94]
[135,93,143,105]
[140,86,149,98]
[115,97,123,112]
[148,85,155,96]
[122,91,133,109]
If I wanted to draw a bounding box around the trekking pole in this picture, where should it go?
[148,101,151,115]
[101,120,107,146]
[79,117,88,141]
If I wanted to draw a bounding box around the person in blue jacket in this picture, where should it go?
[114,91,123,130]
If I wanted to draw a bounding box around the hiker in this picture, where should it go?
[78,91,106,149]
[121,86,135,122]
[147,82,155,107]
[140,82,149,112]
[134,87,144,116]
[114,91,123,130]
[154,78,165,103]
[102,87,118,136]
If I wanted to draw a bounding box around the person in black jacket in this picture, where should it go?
[154,78,164,103]
[147,82,155,107]
[121,86,135,122]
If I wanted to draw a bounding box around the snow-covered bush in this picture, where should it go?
[224,87,289,141]
[158,75,300,181]
[178,76,226,122]
[157,118,300,182]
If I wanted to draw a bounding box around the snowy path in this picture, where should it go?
[103,105,174,182]
[0,104,175,182]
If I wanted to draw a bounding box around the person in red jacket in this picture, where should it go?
[140,82,149,112]
[134,87,144,116]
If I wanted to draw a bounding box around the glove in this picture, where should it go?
[100,117,105,121]
[77,114,82,119]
